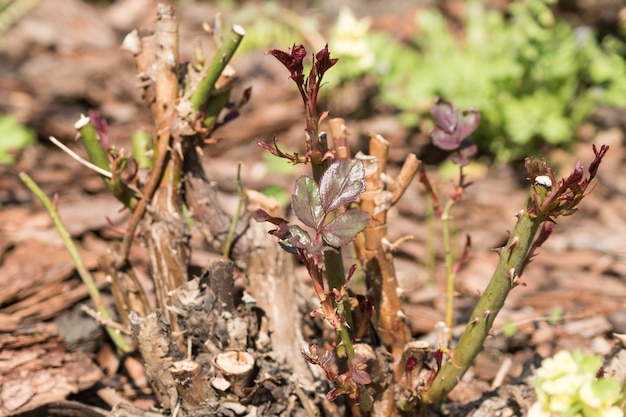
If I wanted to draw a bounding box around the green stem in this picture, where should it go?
[19,172,130,353]
[325,251,347,295]
[441,198,456,334]
[336,317,371,411]
[76,115,112,173]
[190,25,245,112]
[425,199,437,285]
[131,130,153,169]
[338,322,355,359]
[422,188,547,404]
[223,163,243,259]
[337,302,373,410]
[76,115,137,209]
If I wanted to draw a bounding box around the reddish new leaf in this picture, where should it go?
[292,175,324,229]
[252,208,291,240]
[314,45,338,78]
[456,109,480,142]
[429,98,480,166]
[287,225,325,257]
[321,209,368,248]
[327,373,359,401]
[252,208,288,226]
[349,358,372,385]
[450,141,478,166]
[320,159,366,213]
[268,44,306,85]
[287,225,312,247]
[430,98,458,134]
[588,144,609,181]
[431,128,461,151]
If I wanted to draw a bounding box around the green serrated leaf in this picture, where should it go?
[292,176,324,229]
[321,209,368,248]
[319,159,366,213]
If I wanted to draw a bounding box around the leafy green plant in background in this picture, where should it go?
[203,0,626,162]
[0,114,36,164]
[331,0,626,162]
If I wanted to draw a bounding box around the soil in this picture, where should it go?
[2,1,626,416]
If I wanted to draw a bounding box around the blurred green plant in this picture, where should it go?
[224,2,324,54]
[260,147,296,206]
[502,319,518,338]
[0,114,36,164]
[262,146,297,176]
[548,306,564,324]
[329,0,626,162]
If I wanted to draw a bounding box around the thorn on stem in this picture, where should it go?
[483,310,491,322]
[491,246,504,257]
[507,236,520,251]
[514,209,524,219]
[508,268,517,286]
